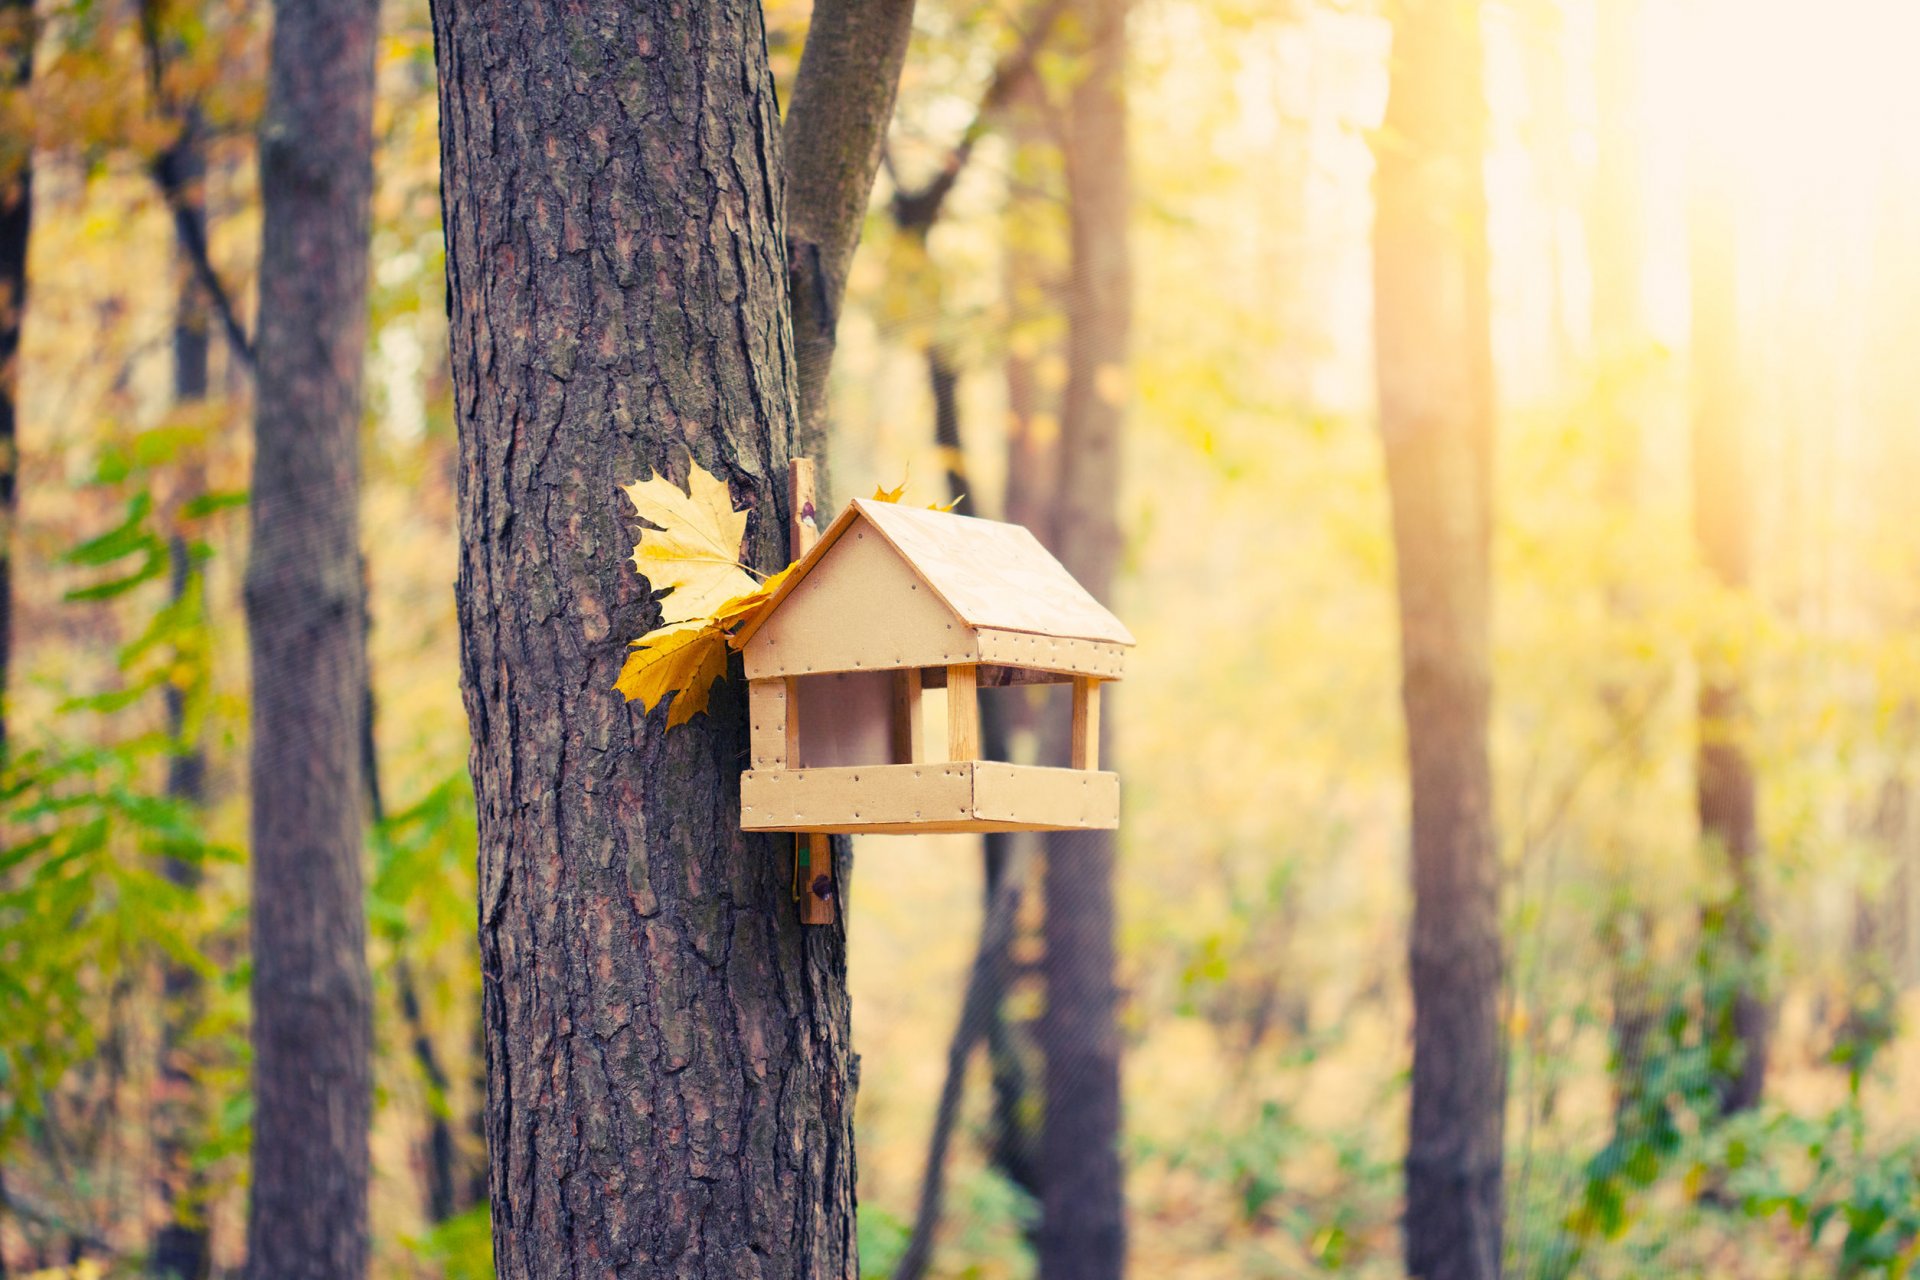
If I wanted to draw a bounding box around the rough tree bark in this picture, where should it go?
[241,0,378,1275]
[1039,0,1129,1275]
[1690,151,1767,1117]
[783,0,915,486]
[431,2,857,1274]
[1372,3,1505,1277]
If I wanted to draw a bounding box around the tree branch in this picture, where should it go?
[151,142,255,371]
[891,0,1069,234]
[137,0,255,371]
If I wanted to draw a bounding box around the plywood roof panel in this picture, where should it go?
[732,497,1134,652]
[850,499,1135,645]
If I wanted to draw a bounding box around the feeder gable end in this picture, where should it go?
[742,520,976,680]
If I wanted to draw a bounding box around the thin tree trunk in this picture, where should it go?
[984,79,1057,1199]
[1038,0,1128,1275]
[431,2,856,1274]
[0,0,34,765]
[1590,0,1657,1134]
[150,114,212,1280]
[1690,154,1767,1117]
[894,843,1034,1280]
[783,0,915,490]
[1372,3,1505,1278]
[891,313,1048,1269]
[241,0,378,1273]
[361,667,464,1226]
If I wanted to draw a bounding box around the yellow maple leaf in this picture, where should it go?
[929,494,965,513]
[622,461,757,625]
[664,630,730,729]
[614,619,730,727]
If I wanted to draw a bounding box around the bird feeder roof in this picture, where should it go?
[734,497,1135,649]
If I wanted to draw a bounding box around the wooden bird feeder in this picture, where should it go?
[736,464,1132,922]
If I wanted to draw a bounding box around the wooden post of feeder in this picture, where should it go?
[1071,676,1101,770]
[946,663,980,761]
[790,459,836,925]
[891,667,923,764]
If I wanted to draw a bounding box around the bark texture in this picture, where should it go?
[241,0,378,1275]
[431,2,856,1275]
[1039,0,1129,1274]
[1690,160,1768,1117]
[1372,3,1505,1277]
[783,0,915,486]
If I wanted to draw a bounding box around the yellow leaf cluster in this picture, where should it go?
[613,460,801,728]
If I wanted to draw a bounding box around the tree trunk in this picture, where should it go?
[1589,0,1657,1136]
[362,679,465,1226]
[1689,155,1767,1117]
[1589,0,1641,384]
[0,3,28,1260]
[783,0,915,490]
[151,115,213,1280]
[241,0,378,1274]
[431,2,856,1275]
[985,75,1057,1201]
[0,0,33,764]
[1038,0,1128,1275]
[894,842,1034,1280]
[1372,3,1505,1278]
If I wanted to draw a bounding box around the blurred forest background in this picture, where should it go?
[3,0,1920,1276]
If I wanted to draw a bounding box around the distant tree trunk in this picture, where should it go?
[783,0,915,489]
[431,2,856,1275]
[360,675,465,1226]
[1690,154,1767,1118]
[1589,0,1641,385]
[894,842,1034,1280]
[241,0,378,1274]
[986,72,1057,1201]
[1372,3,1505,1278]
[1589,0,1657,1133]
[0,5,30,1260]
[1039,0,1128,1275]
[0,0,33,763]
[150,115,213,1280]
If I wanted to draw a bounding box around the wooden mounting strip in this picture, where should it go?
[790,458,821,558]
[800,831,835,925]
